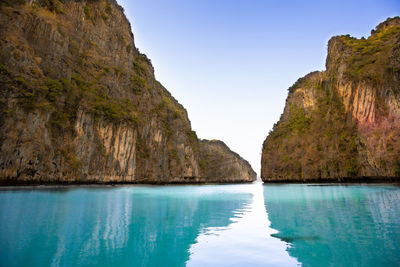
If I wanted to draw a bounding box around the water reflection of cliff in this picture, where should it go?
[187,183,299,267]
[263,185,400,267]
[0,186,252,267]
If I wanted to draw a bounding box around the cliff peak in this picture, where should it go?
[326,17,400,83]
[371,16,400,35]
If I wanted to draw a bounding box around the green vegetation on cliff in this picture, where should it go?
[0,0,256,184]
[264,75,359,180]
[262,17,400,181]
[334,18,400,86]
[0,0,192,135]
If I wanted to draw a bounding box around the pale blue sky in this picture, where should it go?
[119,0,399,175]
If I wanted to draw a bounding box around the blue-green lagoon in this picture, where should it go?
[1,183,399,266]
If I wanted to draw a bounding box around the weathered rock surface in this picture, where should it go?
[0,0,256,184]
[199,140,256,183]
[261,17,400,182]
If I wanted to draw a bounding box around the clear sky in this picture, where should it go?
[118,0,399,176]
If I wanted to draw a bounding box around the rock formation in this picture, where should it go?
[199,140,256,183]
[261,17,400,182]
[0,0,256,184]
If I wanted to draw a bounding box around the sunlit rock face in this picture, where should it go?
[261,17,400,182]
[0,0,255,184]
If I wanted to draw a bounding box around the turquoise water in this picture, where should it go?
[0,183,399,266]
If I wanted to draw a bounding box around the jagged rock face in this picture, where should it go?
[199,140,256,183]
[261,17,400,182]
[0,0,255,184]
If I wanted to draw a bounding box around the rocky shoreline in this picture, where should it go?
[262,177,400,184]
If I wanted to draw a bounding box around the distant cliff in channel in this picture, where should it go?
[262,17,400,182]
[0,0,256,184]
[199,140,256,183]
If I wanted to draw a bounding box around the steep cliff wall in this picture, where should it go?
[199,140,256,183]
[261,17,400,182]
[0,0,256,184]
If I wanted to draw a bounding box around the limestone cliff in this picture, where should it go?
[261,17,400,182]
[199,140,256,183]
[0,0,256,184]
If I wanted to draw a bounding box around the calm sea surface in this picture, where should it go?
[0,183,399,266]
